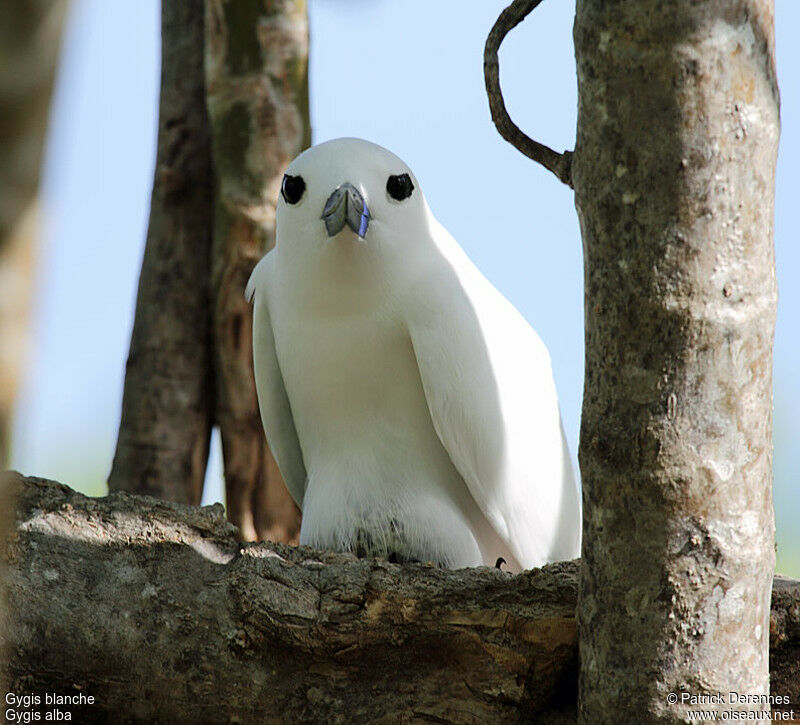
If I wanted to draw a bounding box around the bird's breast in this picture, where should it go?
[269,300,484,568]
[272,304,432,460]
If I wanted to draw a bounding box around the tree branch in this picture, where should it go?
[483,0,573,188]
[108,0,214,503]
[204,0,309,542]
[4,472,799,723]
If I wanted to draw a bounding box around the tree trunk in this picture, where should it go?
[573,1,779,722]
[0,0,67,466]
[205,0,309,542]
[5,473,799,724]
[111,0,309,543]
[108,0,214,504]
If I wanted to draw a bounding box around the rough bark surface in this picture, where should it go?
[0,0,67,465]
[771,575,800,715]
[573,1,780,722]
[205,0,309,543]
[0,469,16,694]
[5,473,580,723]
[109,0,214,504]
[4,473,798,724]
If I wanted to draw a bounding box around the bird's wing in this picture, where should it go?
[407,231,580,569]
[246,255,307,507]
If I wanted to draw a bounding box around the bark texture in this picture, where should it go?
[0,471,16,695]
[109,0,214,503]
[4,473,799,724]
[5,473,580,723]
[205,0,309,542]
[573,1,779,722]
[0,0,67,465]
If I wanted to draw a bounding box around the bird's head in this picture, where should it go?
[275,138,433,268]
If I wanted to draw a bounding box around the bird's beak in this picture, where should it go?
[321,182,370,238]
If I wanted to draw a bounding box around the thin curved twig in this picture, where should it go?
[484,0,573,188]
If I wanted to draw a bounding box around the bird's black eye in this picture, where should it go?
[386,173,414,201]
[281,174,306,205]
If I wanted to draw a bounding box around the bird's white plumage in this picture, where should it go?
[247,138,580,571]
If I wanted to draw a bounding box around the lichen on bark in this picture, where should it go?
[573,1,779,721]
[205,0,310,543]
[110,1,310,543]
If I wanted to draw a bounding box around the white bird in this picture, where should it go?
[247,138,580,572]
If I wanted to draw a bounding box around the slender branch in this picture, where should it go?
[484,0,573,188]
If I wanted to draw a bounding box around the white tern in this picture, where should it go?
[247,138,580,571]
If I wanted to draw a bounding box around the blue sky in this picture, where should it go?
[10,0,799,575]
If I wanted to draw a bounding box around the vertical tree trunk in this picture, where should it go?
[111,0,309,543]
[205,0,309,542]
[109,0,214,503]
[574,1,779,722]
[0,0,67,466]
